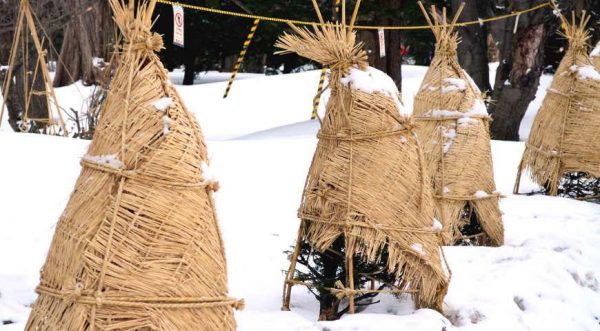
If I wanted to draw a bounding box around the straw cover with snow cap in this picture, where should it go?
[25,1,241,330]
[516,12,600,196]
[412,2,504,247]
[276,10,450,311]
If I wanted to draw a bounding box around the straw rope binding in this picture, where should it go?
[24,1,241,330]
[412,2,504,247]
[516,12,600,196]
[277,4,450,314]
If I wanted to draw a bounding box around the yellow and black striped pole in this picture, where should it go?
[311,67,327,120]
[223,18,260,98]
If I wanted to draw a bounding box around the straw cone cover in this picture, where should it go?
[412,24,503,246]
[25,1,240,330]
[519,15,600,196]
[276,23,450,311]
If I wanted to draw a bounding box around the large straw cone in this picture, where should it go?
[277,24,449,311]
[412,31,503,246]
[25,1,239,330]
[519,17,600,196]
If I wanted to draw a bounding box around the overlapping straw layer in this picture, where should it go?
[518,13,600,196]
[412,4,503,246]
[277,23,449,311]
[25,1,240,330]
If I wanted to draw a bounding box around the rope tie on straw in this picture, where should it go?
[126,31,164,52]
[36,285,245,310]
[80,159,220,191]
[434,192,502,201]
[317,127,409,141]
[298,212,442,234]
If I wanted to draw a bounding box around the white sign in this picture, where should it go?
[173,5,184,47]
[378,28,386,58]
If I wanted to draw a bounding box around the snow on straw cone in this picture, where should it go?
[25,1,241,330]
[276,23,449,311]
[517,13,600,196]
[412,5,503,246]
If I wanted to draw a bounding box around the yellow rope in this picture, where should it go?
[156,0,551,30]
[223,18,260,98]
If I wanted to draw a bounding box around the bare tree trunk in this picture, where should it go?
[367,0,403,91]
[452,0,491,93]
[488,1,558,141]
[53,0,113,87]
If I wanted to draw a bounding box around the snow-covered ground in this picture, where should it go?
[1,66,599,331]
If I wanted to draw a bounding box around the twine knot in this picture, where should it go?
[206,180,220,192]
[234,299,246,310]
[94,290,104,307]
[128,32,164,53]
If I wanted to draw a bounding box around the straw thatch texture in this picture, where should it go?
[276,23,449,311]
[25,1,241,330]
[518,14,600,196]
[412,14,503,246]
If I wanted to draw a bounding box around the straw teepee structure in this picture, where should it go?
[278,0,449,318]
[515,12,600,196]
[0,0,67,135]
[412,3,503,247]
[25,1,242,330]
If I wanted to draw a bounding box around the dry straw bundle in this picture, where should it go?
[412,3,503,246]
[25,1,241,330]
[279,1,449,315]
[515,12,600,196]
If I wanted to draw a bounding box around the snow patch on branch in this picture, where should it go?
[569,65,600,81]
[153,97,174,112]
[82,154,123,169]
[340,66,409,116]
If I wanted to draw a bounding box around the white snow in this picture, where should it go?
[474,190,489,198]
[81,153,123,169]
[1,65,599,331]
[432,218,443,231]
[162,115,173,135]
[441,78,467,94]
[340,66,408,116]
[569,64,600,81]
[590,42,600,57]
[410,243,426,256]
[153,97,174,112]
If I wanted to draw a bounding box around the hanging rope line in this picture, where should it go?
[155,0,552,30]
[223,18,260,98]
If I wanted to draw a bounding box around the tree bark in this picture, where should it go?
[53,0,113,87]
[451,0,491,93]
[369,0,403,91]
[488,1,557,141]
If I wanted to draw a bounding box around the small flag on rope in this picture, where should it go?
[378,28,386,58]
[173,5,184,47]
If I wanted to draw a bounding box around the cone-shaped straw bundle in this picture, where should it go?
[25,1,241,330]
[412,3,503,246]
[276,18,449,311]
[516,13,600,196]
